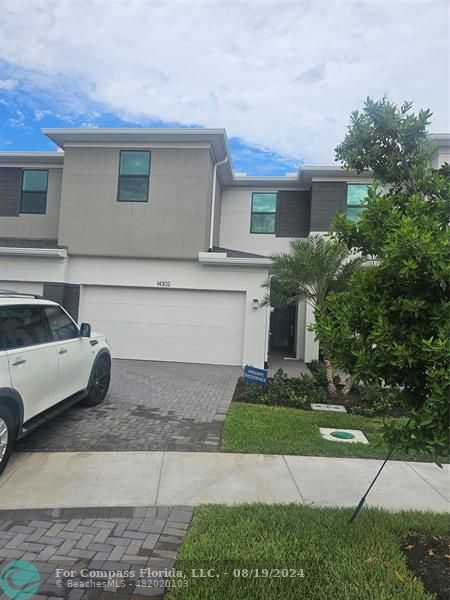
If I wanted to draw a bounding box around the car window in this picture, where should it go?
[0,305,50,350]
[45,306,79,341]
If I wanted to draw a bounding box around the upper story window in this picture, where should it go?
[118,150,150,202]
[21,170,48,214]
[346,184,369,222]
[250,192,277,233]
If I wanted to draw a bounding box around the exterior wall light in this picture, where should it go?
[252,299,259,309]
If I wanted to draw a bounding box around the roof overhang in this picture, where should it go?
[43,127,237,183]
[430,133,450,148]
[0,247,67,258]
[0,152,64,168]
[298,166,371,186]
[198,251,271,267]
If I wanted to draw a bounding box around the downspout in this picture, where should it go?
[209,156,229,251]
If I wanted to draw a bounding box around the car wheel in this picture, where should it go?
[81,357,111,407]
[0,406,16,477]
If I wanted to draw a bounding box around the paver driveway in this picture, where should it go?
[16,360,240,453]
[0,505,193,600]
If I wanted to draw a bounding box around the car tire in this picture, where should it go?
[80,356,111,407]
[0,406,16,477]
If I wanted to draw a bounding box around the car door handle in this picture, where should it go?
[12,359,26,366]
[90,340,98,346]
[58,348,68,355]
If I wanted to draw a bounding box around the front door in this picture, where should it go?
[269,306,296,354]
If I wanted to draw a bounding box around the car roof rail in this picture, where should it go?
[0,289,45,299]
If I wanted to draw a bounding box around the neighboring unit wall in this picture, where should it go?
[0,254,66,284]
[58,147,213,258]
[220,188,302,256]
[0,168,62,239]
[431,149,450,168]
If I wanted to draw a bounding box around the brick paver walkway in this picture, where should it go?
[17,360,240,453]
[0,506,193,599]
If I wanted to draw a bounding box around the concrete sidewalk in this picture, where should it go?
[1,451,448,512]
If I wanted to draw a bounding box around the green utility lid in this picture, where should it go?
[330,431,355,440]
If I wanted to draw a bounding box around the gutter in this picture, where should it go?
[199,251,271,267]
[209,156,229,251]
[0,247,67,258]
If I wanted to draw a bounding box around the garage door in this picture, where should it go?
[80,286,245,366]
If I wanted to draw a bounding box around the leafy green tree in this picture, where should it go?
[316,97,449,459]
[262,236,365,395]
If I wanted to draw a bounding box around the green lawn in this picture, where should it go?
[166,504,447,600]
[221,402,438,461]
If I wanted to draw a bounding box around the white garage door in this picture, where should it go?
[80,286,245,366]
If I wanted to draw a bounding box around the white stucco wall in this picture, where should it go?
[0,168,63,239]
[431,149,450,168]
[0,254,270,368]
[219,188,297,256]
[0,255,67,283]
[68,256,269,368]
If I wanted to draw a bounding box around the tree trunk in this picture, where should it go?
[323,358,337,396]
[341,376,353,397]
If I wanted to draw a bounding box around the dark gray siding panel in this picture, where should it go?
[275,191,311,238]
[0,168,21,216]
[0,237,59,248]
[310,182,347,232]
[62,284,81,322]
[43,283,80,321]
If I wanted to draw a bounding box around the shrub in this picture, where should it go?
[290,373,317,396]
[308,360,328,387]
[351,383,406,417]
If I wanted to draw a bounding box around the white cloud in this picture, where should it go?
[0,0,448,163]
[0,78,18,90]
[34,109,52,120]
[7,109,27,129]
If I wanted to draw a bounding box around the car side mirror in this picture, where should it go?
[80,322,91,338]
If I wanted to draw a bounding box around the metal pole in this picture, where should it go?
[349,416,412,523]
[348,447,395,523]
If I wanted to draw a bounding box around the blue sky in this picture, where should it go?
[0,76,301,175]
[0,1,448,174]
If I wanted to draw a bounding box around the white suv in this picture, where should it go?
[0,291,111,475]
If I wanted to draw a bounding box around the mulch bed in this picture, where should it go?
[233,373,410,418]
[402,533,449,600]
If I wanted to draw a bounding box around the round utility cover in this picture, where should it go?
[330,431,355,440]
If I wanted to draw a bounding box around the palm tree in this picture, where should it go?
[263,235,365,396]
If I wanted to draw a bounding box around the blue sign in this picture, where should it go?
[244,364,268,386]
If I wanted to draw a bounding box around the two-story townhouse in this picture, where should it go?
[0,129,447,369]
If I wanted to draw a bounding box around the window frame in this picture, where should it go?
[250,192,277,234]
[0,304,53,350]
[117,150,151,203]
[346,183,369,222]
[20,169,49,215]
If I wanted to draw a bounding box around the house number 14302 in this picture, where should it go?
[157,281,171,287]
